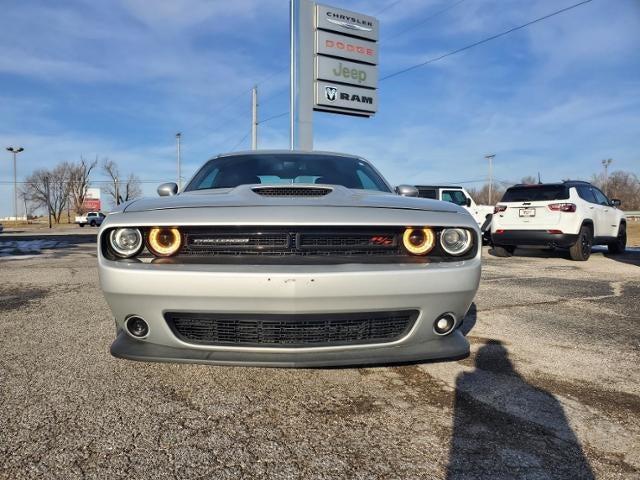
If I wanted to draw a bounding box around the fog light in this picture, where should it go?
[433,313,456,335]
[126,316,149,338]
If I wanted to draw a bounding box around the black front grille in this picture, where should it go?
[180,227,403,257]
[252,187,332,197]
[165,310,418,347]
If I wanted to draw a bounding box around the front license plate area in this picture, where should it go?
[519,208,536,217]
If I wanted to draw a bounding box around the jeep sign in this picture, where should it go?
[315,56,377,89]
[315,81,377,114]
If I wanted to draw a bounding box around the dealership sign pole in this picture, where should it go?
[290,0,378,151]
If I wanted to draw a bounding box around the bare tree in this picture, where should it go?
[467,183,508,205]
[101,159,142,205]
[592,170,640,210]
[24,164,72,223]
[68,156,98,214]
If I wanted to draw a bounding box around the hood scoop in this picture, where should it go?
[252,186,333,197]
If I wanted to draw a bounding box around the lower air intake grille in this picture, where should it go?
[165,310,418,348]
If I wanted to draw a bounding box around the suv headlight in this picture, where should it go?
[440,228,473,256]
[109,228,143,258]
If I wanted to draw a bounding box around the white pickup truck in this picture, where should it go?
[414,185,494,235]
[75,211,105,227]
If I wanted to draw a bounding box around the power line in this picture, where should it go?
[229,130,252,151]
[259,111,288,125]
[374,0,403,16]
[381,0,594,82]
[385,0,467,40]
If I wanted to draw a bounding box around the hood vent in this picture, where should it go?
[252,186,332,197]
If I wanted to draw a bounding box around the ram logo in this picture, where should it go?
[324,86,338,102]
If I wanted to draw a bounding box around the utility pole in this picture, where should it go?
[176,133,182,190]
[601,158,612,196]
[251,86,258,150]
[45,175,52,229]
[289,0,295,150]
[485,154,496,204]
[6,146,24,226]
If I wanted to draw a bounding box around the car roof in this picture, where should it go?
[507,180,591,189]
[415,185,463,190]
[216,150,361,160]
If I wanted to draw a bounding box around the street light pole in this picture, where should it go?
[601,158,612,196]
[485,154,496,204]
[176,133,182,191]
[251,86,258,150]
[6,146,24,226]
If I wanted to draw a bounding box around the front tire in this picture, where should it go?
[608,223,626,255]
[79,223,85,228]
[569,226,592,261]
[492,245,515,257]
[90,221,96,227]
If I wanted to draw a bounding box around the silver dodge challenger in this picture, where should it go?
[98,150,481,367]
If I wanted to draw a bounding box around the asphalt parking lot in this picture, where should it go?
[1,239,638,479]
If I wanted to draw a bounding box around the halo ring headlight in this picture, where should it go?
[402,227,435,255]
[147,227,182,257]
[440,228,473,256]
[109,228,143,258]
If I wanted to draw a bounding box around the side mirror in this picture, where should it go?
[611,199,621,207]
[157,182,178,197]
[395,185,419,197]
[466,197,472,207]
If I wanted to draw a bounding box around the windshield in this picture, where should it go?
[501,185,569,202]
[185,153,391,193]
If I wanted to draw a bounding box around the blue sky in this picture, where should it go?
[1,0,639,214]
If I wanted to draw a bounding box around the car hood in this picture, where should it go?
[123,184,462,214]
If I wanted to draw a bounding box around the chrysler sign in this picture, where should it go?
[313,3,379,117]
[316,4,379,41]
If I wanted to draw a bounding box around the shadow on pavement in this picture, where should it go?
[446,340,595,479]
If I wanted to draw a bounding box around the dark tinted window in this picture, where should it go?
[442,190,468,206]
[577,186,597,203]
[592,188,610,206]
[417,188,437,199]
[185,154,390,192]
[501,185,569,202]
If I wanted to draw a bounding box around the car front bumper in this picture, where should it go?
[492,230,578,248]
[99,258,481,367]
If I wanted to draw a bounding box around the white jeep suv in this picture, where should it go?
[491,181,626,261]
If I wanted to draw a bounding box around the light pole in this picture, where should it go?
[251,86,258,150]
[6,146,24,226]
[485,154,496,204]
[601,158,612,196]
[176,133,182,190]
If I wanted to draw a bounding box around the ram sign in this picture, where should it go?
[313,4,378,117]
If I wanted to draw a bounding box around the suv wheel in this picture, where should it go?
[569,226,592,261]
[608,223,626,255]
[492,245,515,257]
